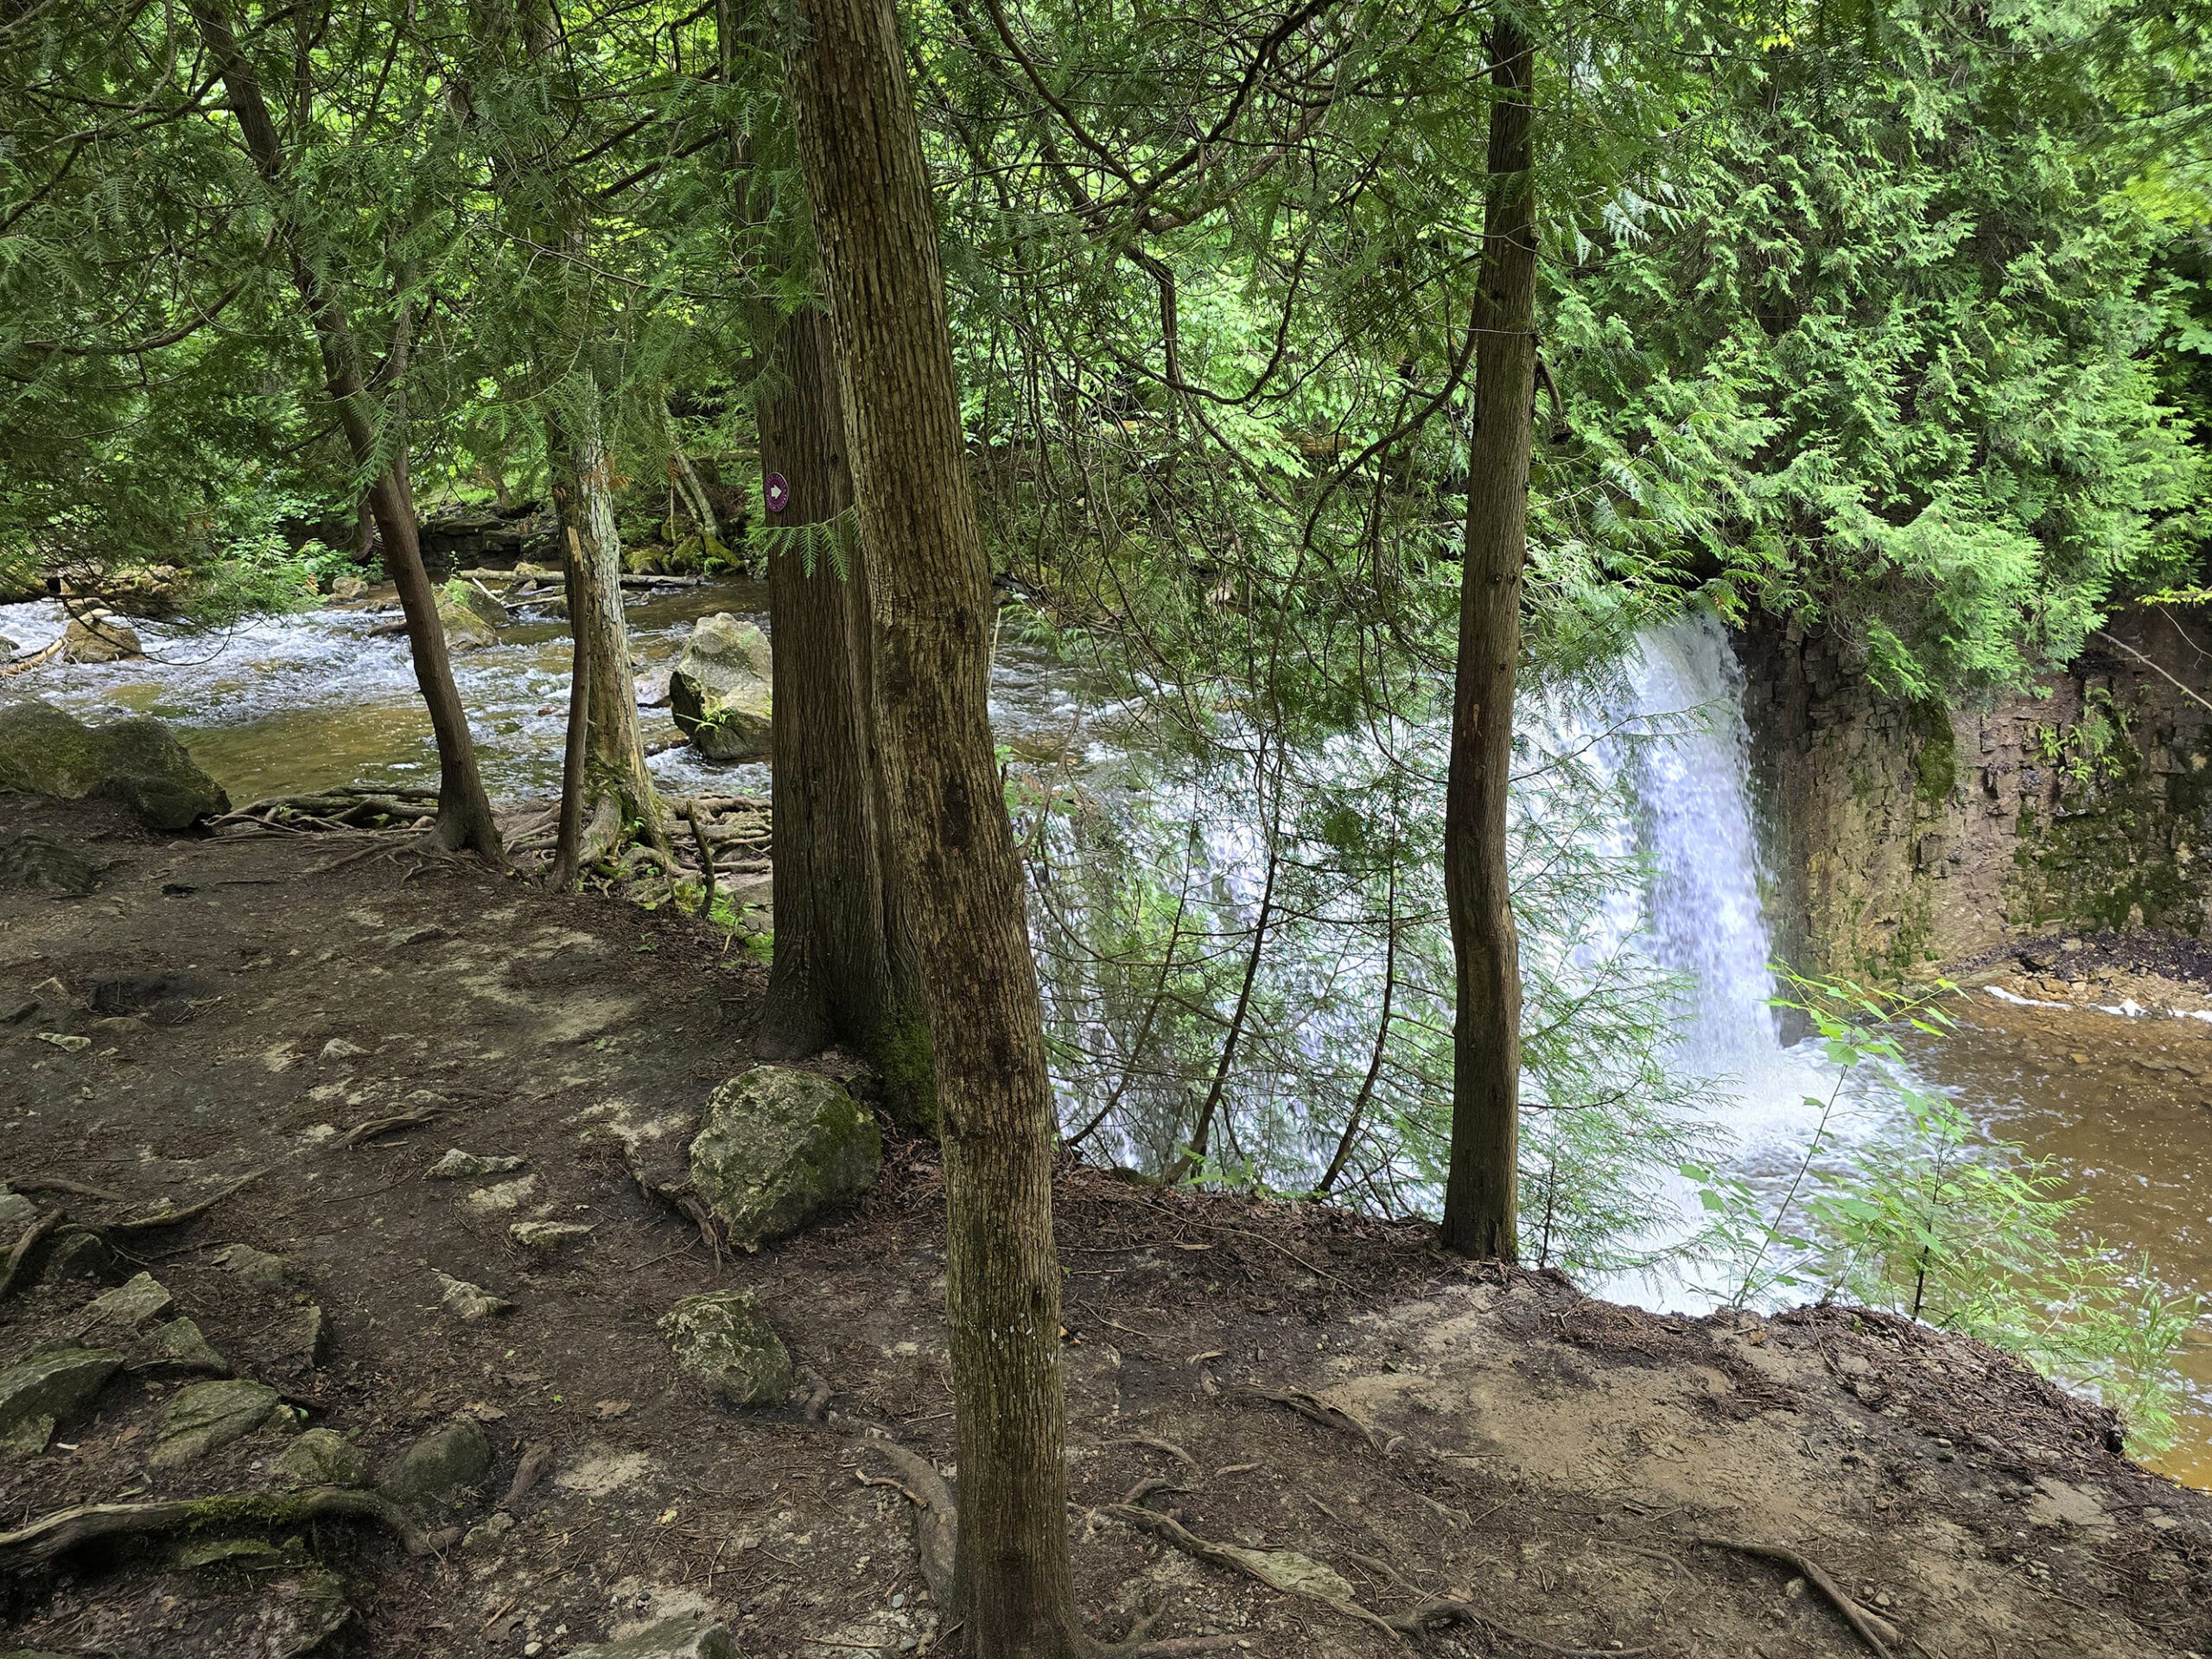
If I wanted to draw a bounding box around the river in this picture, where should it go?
[4,584,2208,1485]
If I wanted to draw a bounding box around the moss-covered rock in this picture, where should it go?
[378,1416,493,1509]
[0,699,228,829]
[688,1065,880,1246]
[669,613,772,762]
[61,611,142,663]
[435,580,504,650]
[658,1290,793,1407]
[151,1378,280,1467]
[0,1348,121,1450]
[276,1426,369,1488]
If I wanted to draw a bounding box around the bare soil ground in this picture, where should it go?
[4,795,2210,1659]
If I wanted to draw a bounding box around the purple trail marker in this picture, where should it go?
[764,472,791,514]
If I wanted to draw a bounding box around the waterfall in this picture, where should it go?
[1624,614,1783,1071]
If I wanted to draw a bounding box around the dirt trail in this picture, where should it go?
[3,796,2209,1658]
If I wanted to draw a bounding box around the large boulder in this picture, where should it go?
[668,613,772,762]
[658,1291,792,1407]
[435,580,504,651]
[62,610,142,663]
[0,1348,121,1453]
[0,699,229,829]
[688,1065,880,1246]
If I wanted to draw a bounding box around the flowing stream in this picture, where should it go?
[3,588,2207,1484]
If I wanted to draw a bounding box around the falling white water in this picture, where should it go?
[1625,615,1782,1071]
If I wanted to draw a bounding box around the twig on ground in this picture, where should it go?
[1110,1433,1197,1468]
[0,1485,430,1567]
[1696,1535,1899,1656]
[10,1176,122,1201]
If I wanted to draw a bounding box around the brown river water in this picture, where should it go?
[3,586,2209,1487]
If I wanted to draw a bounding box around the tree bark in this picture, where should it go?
[1440,19,1536,1263]
[547,386,667,862]
[755,306,935,1127]
[779,0,1082,1649]
[193,0,501,858]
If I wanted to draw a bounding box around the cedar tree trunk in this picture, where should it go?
[1440,19,1537,1262]
[755,307,935,1126]
[779,0,1082,1649]
[192,0,500,858]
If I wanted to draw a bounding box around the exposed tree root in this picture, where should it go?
[10,1176,122,1202]
[502,1441,555,1511]
[340,1107,442,1148]
[856,1440,957,1610]
[1105,1502,1408,1645]
[105,1166,270,1233]
[1110,1434,1197,1469]
[0,1206,62,1301]
[1249,1385,1384,1452]
[1695,1536,1898,1657]
[0,1485,432,1569]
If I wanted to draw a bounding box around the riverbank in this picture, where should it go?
[3,797,2210,1658]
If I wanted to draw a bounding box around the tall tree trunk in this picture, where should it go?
[1440,19,1537,1263]
[755,307,935,1127]
[547,383,668,862]
[780,0,1081,1649]
[193,0,501,858]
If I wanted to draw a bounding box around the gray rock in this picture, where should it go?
[0,1348,120,1442]
[435,1271,514,1321]
[62,611,142,664]
[281,1303,327,1365]
[436,582,502,651]
[510,1220,594,1253]
[0,833,99,896]
[38,1226,117,1284]
[562,1613,741,1659]
[427,1148,527,1180]
[378,1417,492,1509]
[2,1411,56,1457]
[0,632,16,658]
[213,1242,293,1288]
[82,1270,173,1327]
[689,1065,880,1246]
[150,1378,280,1467]
[276,1426,370,1488]
[328,576,370,601]
[126,1317,232,1376]
[668,613,772,762]
[0,699,229,829]
[659,1290,793,1407]
[0,1189,36,1226]
[461,1510,515,1552]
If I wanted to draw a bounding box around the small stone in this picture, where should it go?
[329,576,370,601]
[0,1189,36,1226]
[277,1426,371,1488]
[89,1014,144,1040]
[659,1290,794,1407]
[63,612,143,663]
[82,1270,173,1327]
[172,1535,285,1571]
[35,1031,89,1052]
[378,1416,493,1509]
[435,1271,514,1321]
[282,1303,327,1365]
[427,1149,528,1180]
[0,1348,122,1443]
[462,1510,516,1551]
[151,1378,280,1466]
[562,1613,742,1659]
[462,1175,537,1214]
[1785,1576,1808,1599]
[126,1317,232,1376]
[509,1220,594,1253]
[213,1242,294,1289]
[318,1037,367,1064]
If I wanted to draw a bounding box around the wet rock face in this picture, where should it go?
[658,1290,793,1408]
[435,582,503,651]
[0,699,229,830]
[668,613,772,762]
[688,1065,880,1247]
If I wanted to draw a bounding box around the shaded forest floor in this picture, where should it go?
[3,795,2209,1659]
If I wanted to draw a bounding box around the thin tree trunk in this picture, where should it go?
[547,388,668,862]
[665,405,721,547]
[1440,19,1536,1263]
[193,0,501,858]
[756,306,933,1126]
[780,0,1082,1648]
[551,525,593,889]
